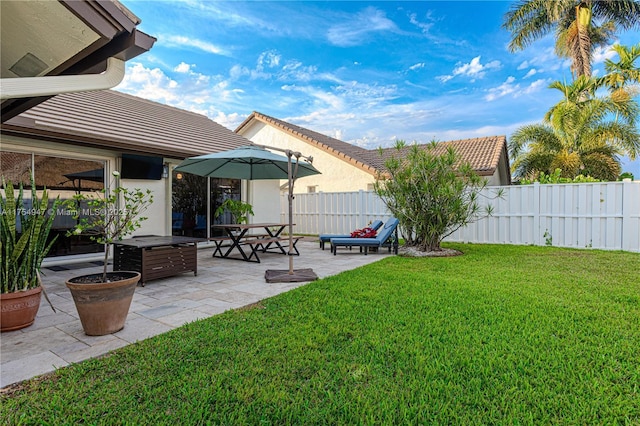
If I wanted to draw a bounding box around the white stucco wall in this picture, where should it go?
[238,122,375,193]
[248,179,281,223]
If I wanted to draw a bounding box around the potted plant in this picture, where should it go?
[214,198,254,224]
[1,176,59,332]
[65,171,153,336]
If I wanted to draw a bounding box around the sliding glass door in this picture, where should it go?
[1,150,105,257]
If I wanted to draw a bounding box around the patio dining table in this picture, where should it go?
[210,223,295,262]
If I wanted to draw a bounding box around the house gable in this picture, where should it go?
[236,112,378,176]
[236,117,375,192]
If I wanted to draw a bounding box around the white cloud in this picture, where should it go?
[436,74,454,83]
[257,51,281,70]
[327,7,397,47]
[408,12,434,34]
[523,69,537,78]
[438,56,502,83]
[485,76,518,101]
[212,111,244,129]
[117,63,181,104]
[522,79,548,94]
[115,62,247,123]
[229,64,250,80]
[484,77,549,101]
[174,62,192,73]
[517,46,567,73]
[163,35,228,56]
[593,44,618,64]
[280,61,318,82]
[409,63,425,71]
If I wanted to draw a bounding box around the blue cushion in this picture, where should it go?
[319,234,350,242]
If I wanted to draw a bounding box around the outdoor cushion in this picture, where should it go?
[318,219,383,249]
[350,227,377,238]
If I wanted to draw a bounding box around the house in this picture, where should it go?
[1,90,284,261]
[1,1,282,262]
[1,90,283,260]
[235,112,512,193]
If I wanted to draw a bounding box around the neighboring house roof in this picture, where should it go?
[1,0,155,121]
[1,90,251,159]
[236,112,379,174]
[362,136,509,177]
[236,111,510,183]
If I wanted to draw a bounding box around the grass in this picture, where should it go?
[2,243,639,424]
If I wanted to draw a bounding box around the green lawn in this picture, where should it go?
[2,244,639,424]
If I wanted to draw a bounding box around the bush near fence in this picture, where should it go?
[282,181,640,253]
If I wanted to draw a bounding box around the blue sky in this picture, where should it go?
[116,1,640,177]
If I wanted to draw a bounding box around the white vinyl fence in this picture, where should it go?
[281,181,640,253]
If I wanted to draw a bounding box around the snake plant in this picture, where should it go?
[1,176,59,293]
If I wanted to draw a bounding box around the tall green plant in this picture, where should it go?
[1,177,59,293]
[66,171,153,282]
[214,199,253,224]
[374,140,501,252]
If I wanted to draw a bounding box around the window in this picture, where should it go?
[367,183,375,191]
[307,186,317,193]
[171,171,241,238]
[0,150,105,257]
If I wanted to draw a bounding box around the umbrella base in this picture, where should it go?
[265,269,318,283]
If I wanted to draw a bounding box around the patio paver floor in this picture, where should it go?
[1,240,391,388]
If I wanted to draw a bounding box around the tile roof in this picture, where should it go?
[237,111,508,177]
[236,112,379,173]
[2,90,251,159]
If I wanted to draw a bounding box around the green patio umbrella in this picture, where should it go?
[173,145,320,180]
[174,144,321,282]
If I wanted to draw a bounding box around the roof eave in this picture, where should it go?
[0,0,156,122]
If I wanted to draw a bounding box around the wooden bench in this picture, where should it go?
[208,236,233,258]
[209,234,303,262]
[250,236,302,255]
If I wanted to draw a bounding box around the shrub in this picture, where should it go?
[374,140,501,252]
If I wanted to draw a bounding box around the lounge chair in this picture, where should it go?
[331,218,399,255]
[318,219,384,250]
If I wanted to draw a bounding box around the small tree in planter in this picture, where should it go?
[214,198,254,224]
[64,171,153,335]
[1,176,59,331]
[66,171,153,282]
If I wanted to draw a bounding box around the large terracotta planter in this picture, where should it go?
[66,271,140,336]
[0,286,42,332]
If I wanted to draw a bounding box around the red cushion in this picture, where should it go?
[350,227,377,238]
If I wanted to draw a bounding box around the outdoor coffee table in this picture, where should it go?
[113,236,205,285]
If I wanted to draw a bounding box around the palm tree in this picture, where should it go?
[503,0,640,78]
[545,76,638,129]
[510,77,640,181]
[602,43,640,97]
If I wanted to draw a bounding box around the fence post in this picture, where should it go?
[318,191,325,235]
[533,182,541,246]
[621,180,638,252]
[358,190,365,226]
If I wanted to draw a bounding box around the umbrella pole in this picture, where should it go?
[288,152,294,274]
